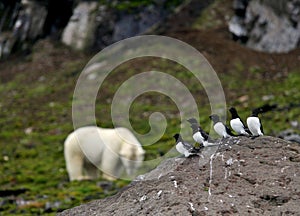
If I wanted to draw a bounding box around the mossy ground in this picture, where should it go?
[0,1,300,215]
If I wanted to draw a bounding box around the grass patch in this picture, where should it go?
[192,0,232,30]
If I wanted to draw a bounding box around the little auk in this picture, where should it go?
[209,114,235,138]
[187,118,214,147]
[229,107,250,136]
[173,134,198,157]
[247,108,264,137]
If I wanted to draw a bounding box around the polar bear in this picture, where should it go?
[64,126,145,181]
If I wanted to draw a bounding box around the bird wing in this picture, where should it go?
[182,141,193,150]
[239,119,252,135]
[259,119,264,134]
[225,125,235,136]
[240,118,248,129]
[239,117,251,134]
[200,129,209,140]
[245,127,251,134]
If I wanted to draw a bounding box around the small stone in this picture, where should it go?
[139,195,147,202]
[24,127,33,135]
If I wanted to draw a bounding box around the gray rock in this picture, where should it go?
[58,136,300,215]
[229,0,300,53]
[284,134,300,143]
[112,5,167,42]
[246,1,300,53]
[0,1,186,56]
[135,157,186,181]
[228,15,247,37]
[63,1,172,51]
[278,129,300,144]
[0,32,16,58]
[44,201,62,213]
[0,0,47,58]
[233,0,249,10]
[61,2,98,50]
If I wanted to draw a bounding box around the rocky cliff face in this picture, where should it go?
[2,0,300,58]
[61,1,173,51]
[0,0,73,58]
[0,0,180,57]
[61,1,98,50]
[229,0,300,53]
[58,136,300,215]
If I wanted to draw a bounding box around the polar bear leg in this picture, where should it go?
[64,134,92,181]
[65,153,86,181]
[101,150,123,181]
[83,160,99,180]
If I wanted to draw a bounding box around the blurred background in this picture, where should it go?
[0,0,299,215]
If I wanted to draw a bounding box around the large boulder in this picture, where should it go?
[229,0,300,53]
[58,136,300,215]
[0,0,73,58]
[0,0,183,55]
[61,1,171,51]
[61,2,98,50]
[111,4,168,42]
[0,0,48,58]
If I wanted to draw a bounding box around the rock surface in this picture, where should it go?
[62,1,173,51]
[229,0,300,53]
[279,129,300,144]
[0,0,182,55]
[61,2,98,50]
[0,0,48,58]
[58,136,300,215]
[0,0,73,58]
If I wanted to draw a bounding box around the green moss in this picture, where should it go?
[192,0,229,30]
[97,0,183,12]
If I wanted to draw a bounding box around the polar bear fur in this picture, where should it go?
[64,126,145,181]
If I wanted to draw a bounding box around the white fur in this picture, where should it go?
[64,126,145,181]
[230,118,249,135]
[247,117,263,136]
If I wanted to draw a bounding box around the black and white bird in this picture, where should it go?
[246,108,264,137]
[209,114,235,138]
[229,107,250,136]
[187,118,214,146]
[173,134,198,157]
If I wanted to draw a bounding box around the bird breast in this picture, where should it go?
[247,117,261,135]
[193,132,204,143]
[176,142,186,154]
[230,118,244,133]
[214,122,226,136]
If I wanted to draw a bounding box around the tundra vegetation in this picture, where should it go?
[0,0,299,215]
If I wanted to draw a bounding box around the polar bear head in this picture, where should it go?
[119,143,145,176]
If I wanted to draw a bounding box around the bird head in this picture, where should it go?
[251,108,261,117]
[209,114,220,124]
[173,133,180,141]
[190,123,199,131]
[229,107,239,118]
[229,107,237,114]
[187,118,198,125]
